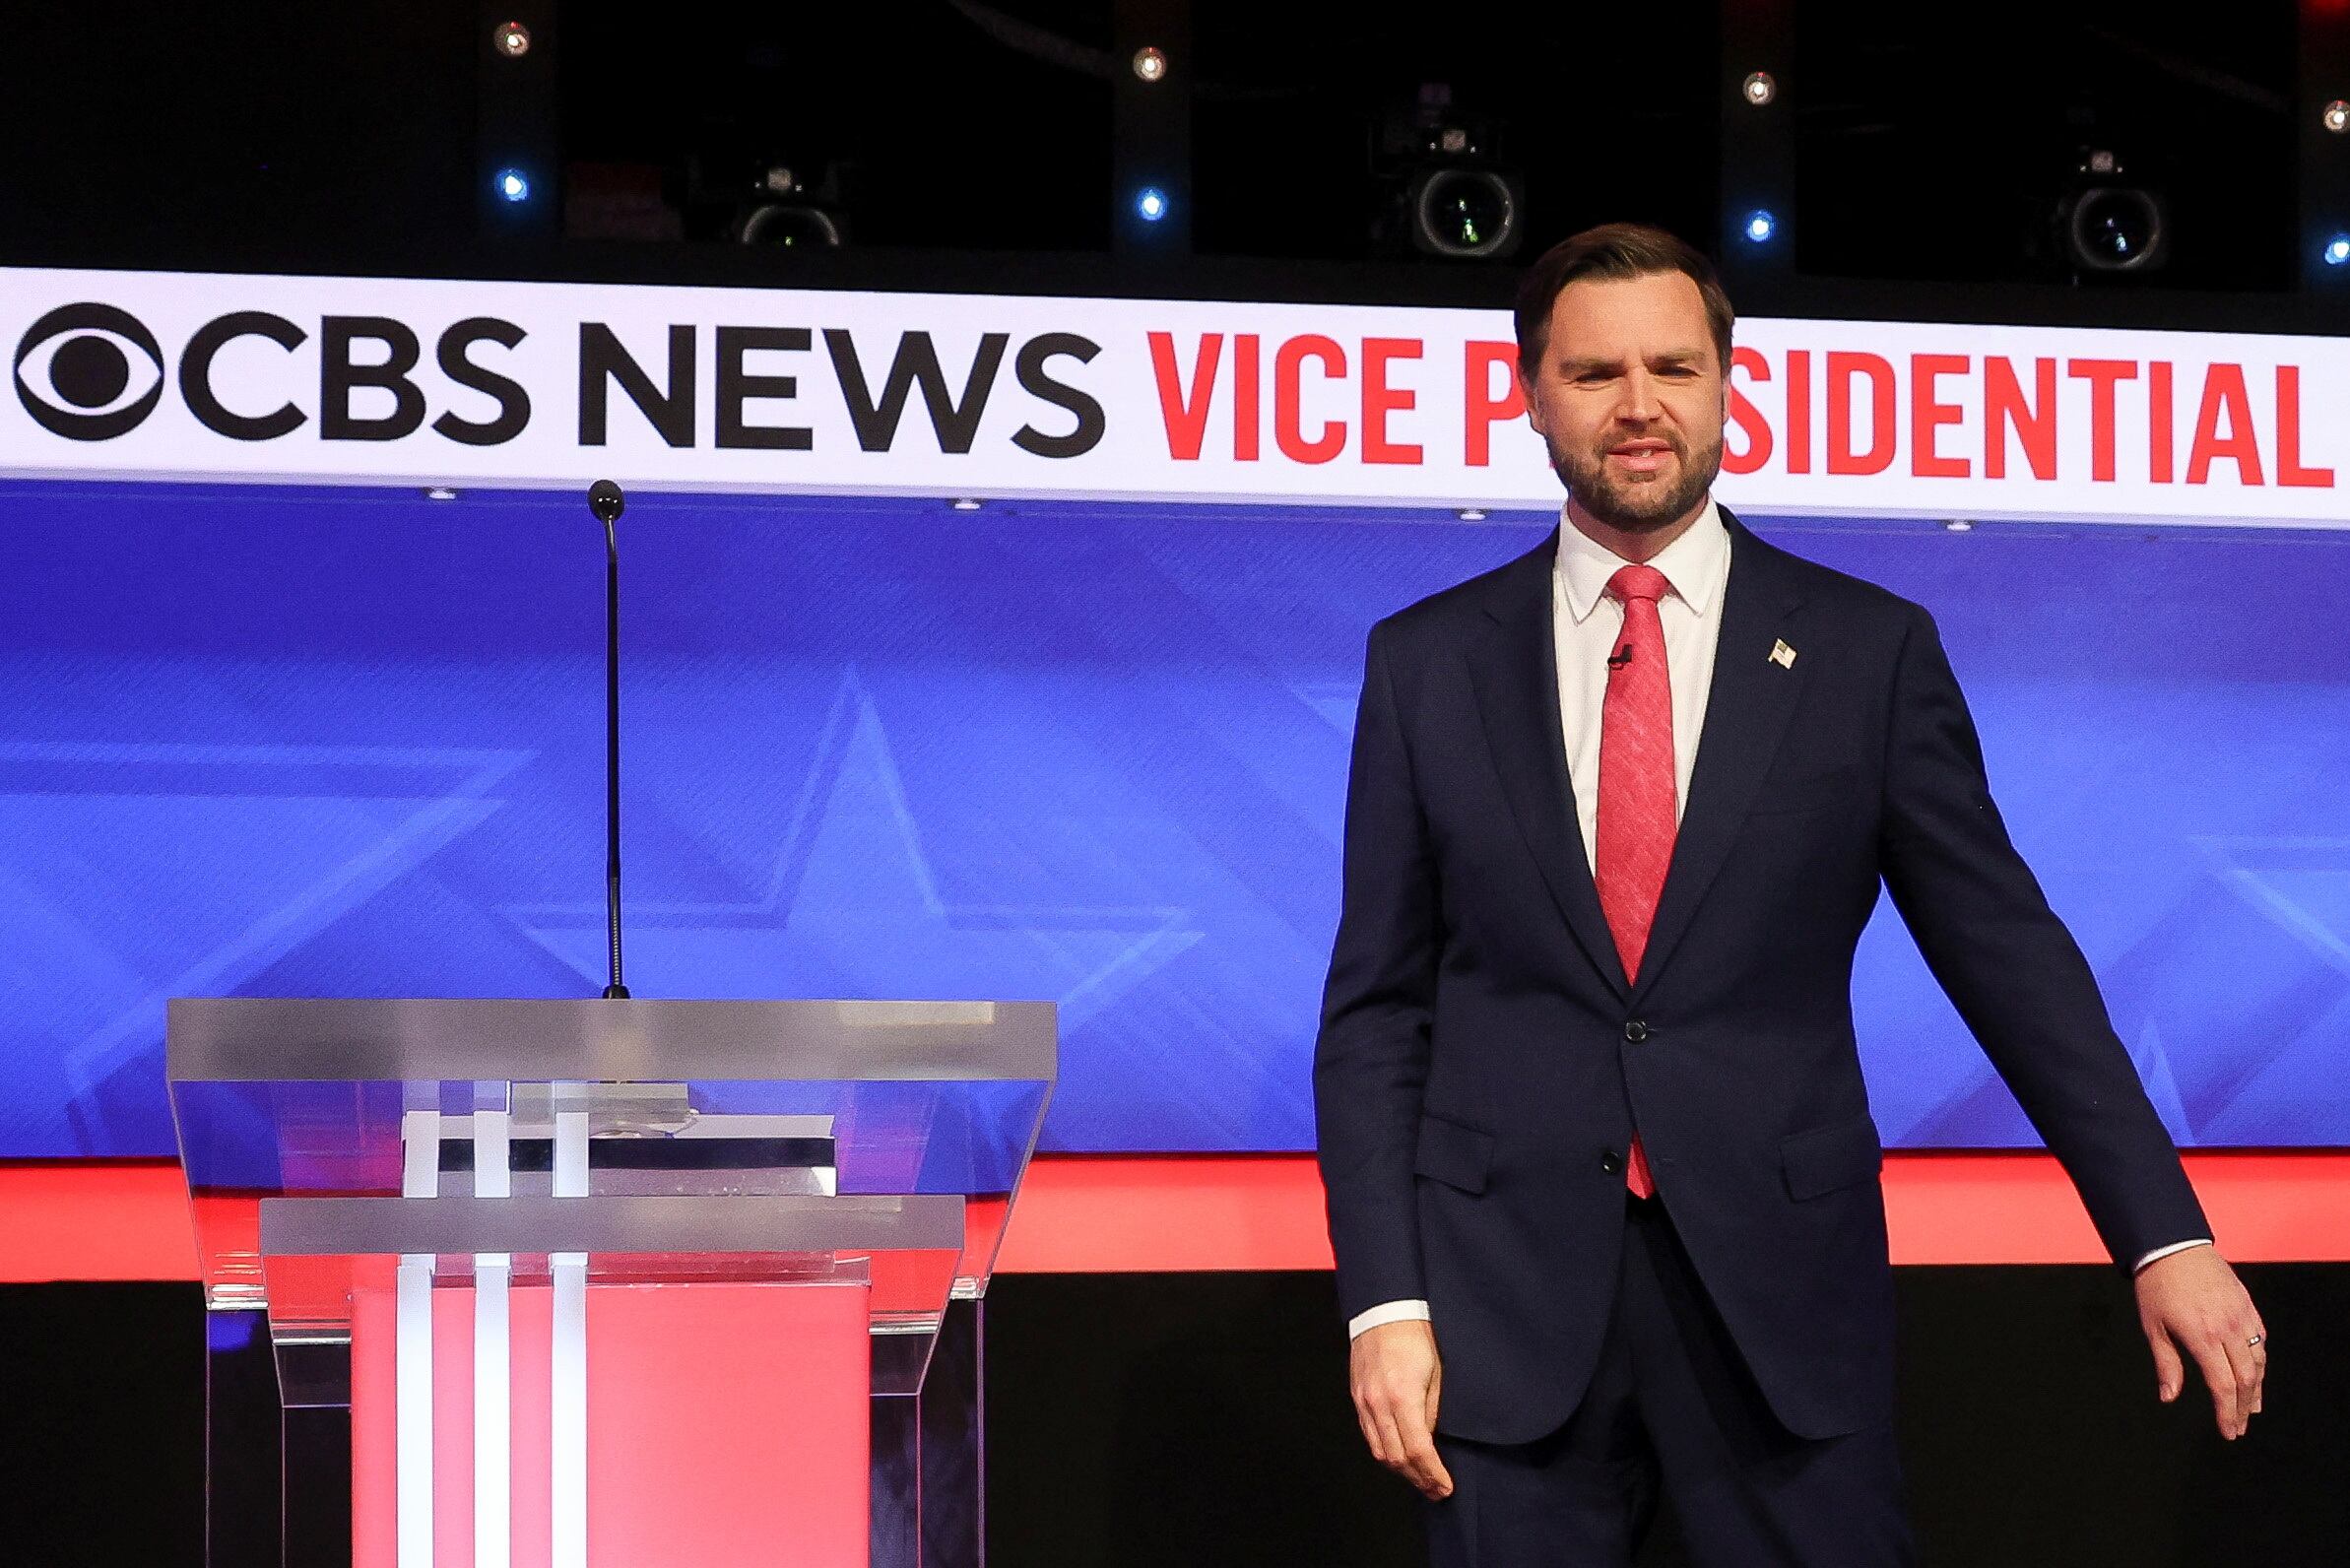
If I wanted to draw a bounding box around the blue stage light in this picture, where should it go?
[1743,209,1776,244]
[2325,234,2350,267]
[495,168,531,204]
[1137,187,1169,222]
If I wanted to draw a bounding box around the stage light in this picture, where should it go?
[1133,46,1167,83]
[1741,72,1776,106]
[493,20,531,58]
[495,168,531,203]
[2325,99,2349,134]
[2069,188,2161,269]
[1416,169,1516,257]
[1371,85,1524,262]
[733,163,849,247]
[741,207,842,244]
[1743,209,1777,243]
[1137,187,1169,222]
[2325,235,2350,267]
[2055,150,2166,275]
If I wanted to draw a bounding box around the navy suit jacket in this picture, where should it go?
[1312,505,2210,1445]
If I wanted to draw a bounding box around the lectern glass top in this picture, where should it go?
[166,997,1054,1396]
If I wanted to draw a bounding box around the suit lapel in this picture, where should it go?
[1465,508,1810,1009]
[1468,533,1632,1002]
[1625,507,1809,1009]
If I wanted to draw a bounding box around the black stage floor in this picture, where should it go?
[4,1266,2342,1567]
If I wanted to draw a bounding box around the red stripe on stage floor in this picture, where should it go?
[1,1151,2345,1281]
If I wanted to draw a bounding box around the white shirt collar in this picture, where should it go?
[1553,496,1729,624]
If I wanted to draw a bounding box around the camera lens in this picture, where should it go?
[2069,187,2162,270]
[740,204,843,247]
[1417,170,1514,257]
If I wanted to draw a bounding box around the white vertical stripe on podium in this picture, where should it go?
[475,1107,513,1568]
[397,1110,440,1568]
[551,1107,590,1568]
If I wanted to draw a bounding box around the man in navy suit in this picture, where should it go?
[1313,224,2268,1566]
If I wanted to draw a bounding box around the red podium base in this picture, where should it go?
[352,1277,873,1567]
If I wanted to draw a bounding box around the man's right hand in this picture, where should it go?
[1349,1318,1455,1500]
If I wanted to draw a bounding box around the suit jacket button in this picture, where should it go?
[1623,1018,1649,1043]
[1599,1150,1624,1175]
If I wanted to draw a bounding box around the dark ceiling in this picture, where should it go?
[0,1,2311,298]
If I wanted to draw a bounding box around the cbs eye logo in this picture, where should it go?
[14,302,165,441]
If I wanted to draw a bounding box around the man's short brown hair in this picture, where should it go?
[1513,223,1735,378]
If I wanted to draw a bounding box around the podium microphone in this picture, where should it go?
[588,480,630,1000]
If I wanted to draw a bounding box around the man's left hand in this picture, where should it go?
[2134,1246,2265,1440]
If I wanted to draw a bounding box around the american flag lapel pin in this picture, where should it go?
[1769,638,1797,669]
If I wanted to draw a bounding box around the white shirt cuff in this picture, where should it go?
[1346,1247,2208,1337]
[1348,1299,1431,1339]
[2132,1238,2214,1274]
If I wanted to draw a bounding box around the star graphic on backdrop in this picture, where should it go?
[1291,681,1363,735]
[0,741,529,1145]
[1902,832,2350,1147]
[503,673,1201,1026]
[2125,1013,2193,1144]
[2195,834,2350,979]
[2177,833,2350,1139]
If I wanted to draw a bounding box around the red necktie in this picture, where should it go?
[1595,563,1673,1200]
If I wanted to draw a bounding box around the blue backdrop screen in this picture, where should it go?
[2,479,2345,1156]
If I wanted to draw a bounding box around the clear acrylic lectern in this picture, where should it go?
[167,997,1055,1568]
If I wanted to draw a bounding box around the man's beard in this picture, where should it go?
[1551,428,1725,534]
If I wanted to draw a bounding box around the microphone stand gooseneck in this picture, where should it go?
[588,480,630,1000]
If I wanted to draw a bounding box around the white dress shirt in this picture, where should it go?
[1345,499,2206,1340]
